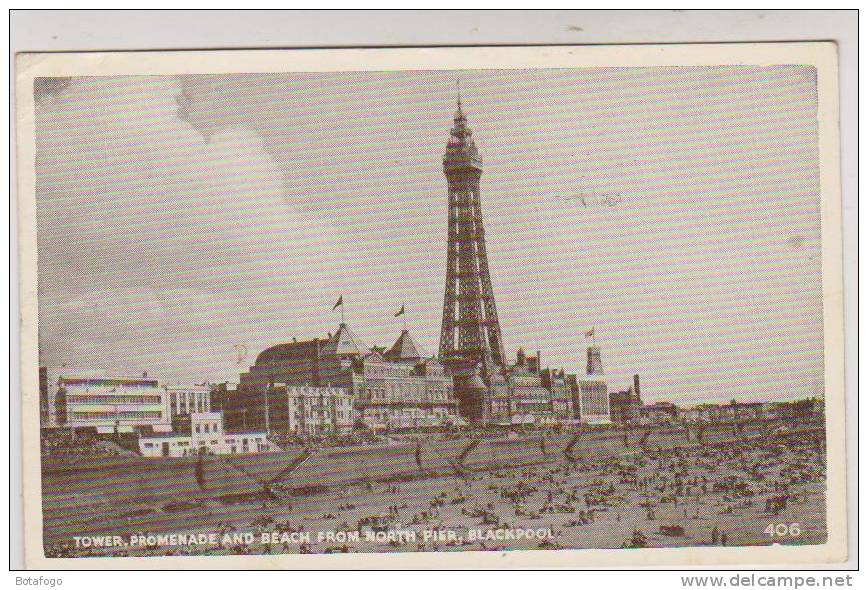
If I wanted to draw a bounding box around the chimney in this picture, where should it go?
[516,348,526,366]
[633,374,641,401]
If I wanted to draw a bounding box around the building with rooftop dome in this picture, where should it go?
[238,336,326,391]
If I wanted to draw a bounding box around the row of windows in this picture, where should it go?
[143,440,190,448]
[291,409,352,421]
[61,379,158,389]
[224,437,263,445]
[364,366,412,378]
[365,408,454,418]
[170,393,208,402]
[516,402,554,412]
[365,388,449,400]
[170,393,209,414]
[68,395,163,404]
[581,394,609,404]
[71,411,163,420]
[512,377,542,387]
[287,396,351,407]
[580,394,609,413]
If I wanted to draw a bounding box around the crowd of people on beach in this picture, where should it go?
[267,431,387,449]
[46,425,826,557]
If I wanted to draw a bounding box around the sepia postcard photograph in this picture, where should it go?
[15,41,845,569]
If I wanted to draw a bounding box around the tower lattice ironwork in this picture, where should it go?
[438,95,506,371]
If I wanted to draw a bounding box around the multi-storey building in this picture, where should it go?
[507,349,555,425]
[40,366,103,427]
[609,374,643,424]
[237,324,460,431]
[353,330,458,429]
[39,366,50,427]
[567,346,611,424]
[499,349,574,425]
[165,384,211,420]
[267,385,354,435]
[55,373,171,433]
[238,336,324,391]
[539,366,574,421]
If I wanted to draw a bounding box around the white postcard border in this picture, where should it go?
[15,42,845,569]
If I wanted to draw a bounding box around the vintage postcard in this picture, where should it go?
[16,43,845,569]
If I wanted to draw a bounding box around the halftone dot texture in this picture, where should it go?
[36,66,822,407]
[41,426,826,555]
[35,67,827,556]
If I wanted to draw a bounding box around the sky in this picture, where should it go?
[34,66,824,405]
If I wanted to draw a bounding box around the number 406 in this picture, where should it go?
[764,523,801,537]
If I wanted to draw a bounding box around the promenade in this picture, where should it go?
[41,420,826,557]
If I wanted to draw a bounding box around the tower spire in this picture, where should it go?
[456,78,462,114]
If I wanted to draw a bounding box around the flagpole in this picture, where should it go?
[333,295,345,324]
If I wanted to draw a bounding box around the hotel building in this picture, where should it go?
[237,324,460,430]
[267,385,354,435]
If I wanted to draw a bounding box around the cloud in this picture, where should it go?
[36,76,341,381]
[33,70,825,404]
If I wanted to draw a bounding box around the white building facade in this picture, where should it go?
[138,411,271,457]
[280,385,355,435]
[575,379,611,424]
[56,374,172,433]
[165,384,211,419]
[569,347,612,425]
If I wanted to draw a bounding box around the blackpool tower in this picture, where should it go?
[438,92,509,422]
